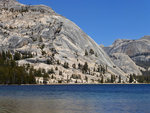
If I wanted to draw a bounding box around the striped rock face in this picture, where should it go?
[103,36,150,75]
[0,0,128,83]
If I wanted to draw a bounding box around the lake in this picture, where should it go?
[0,84,150,113]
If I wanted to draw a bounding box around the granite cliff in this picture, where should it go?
[104,36,150,75]
[0,0,128,84]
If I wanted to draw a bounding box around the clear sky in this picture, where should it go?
[18,0,150,46]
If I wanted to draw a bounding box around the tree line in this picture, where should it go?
[129,70,150,83]
[0,51,49,84]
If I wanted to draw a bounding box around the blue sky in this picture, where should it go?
[18,0,150,46]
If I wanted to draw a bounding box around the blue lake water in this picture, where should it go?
[0,84,150,113]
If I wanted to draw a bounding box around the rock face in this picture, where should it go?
[104,36,150,57]
[0,0,127,83]
[0,0,21,7]
[110,53,142,75]
[104,36,150,74]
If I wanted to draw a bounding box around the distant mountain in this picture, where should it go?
[0,0,128,84]
[103,36,150,75]
[109,53,142,75]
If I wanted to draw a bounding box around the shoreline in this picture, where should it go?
[0,83,150,86]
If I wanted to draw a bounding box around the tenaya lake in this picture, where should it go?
[0,84,150,113]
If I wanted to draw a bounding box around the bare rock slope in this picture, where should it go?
[104,36,150,74]
[0,0,127,83]
[110,53,142,75]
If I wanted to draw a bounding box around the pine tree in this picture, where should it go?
[55,67,58,70]
[129,75,134,83]
[47,59,52,64]
[14,52,21,60]
[57,60,60,65]
[59,71,62,75]
[111,75,116,83]
[63,62,69,69]
[101,76,104,83]
[119,75,121,83]
[72,64,76,69]
[85,76,88,82]
[48,68,55,74]
[82,62,88,74]
[89,49,94,54]
[85,50,88,56]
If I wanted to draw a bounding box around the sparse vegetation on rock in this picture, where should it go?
[0,0,131,84]
[63,62,69,69]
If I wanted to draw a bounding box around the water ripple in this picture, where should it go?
[0,85,150,113]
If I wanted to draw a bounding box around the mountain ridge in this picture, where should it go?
[0,0,129,84]
[103,36,150,76]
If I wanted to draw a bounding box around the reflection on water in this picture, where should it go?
[0,97,100,113]
[0,98,105,113]
[0,85,150,113]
